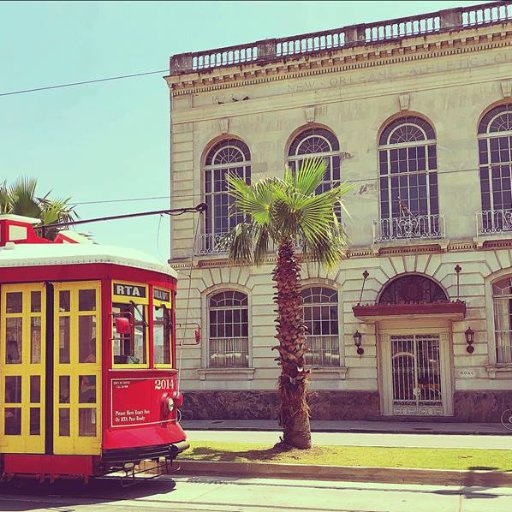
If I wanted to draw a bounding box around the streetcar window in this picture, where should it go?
[6,318,22,364]
[79,316,97,363]
[153,305,172,366]
[112,303,147,365]
[6,292,22,313]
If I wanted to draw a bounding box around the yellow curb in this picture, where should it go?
[172,460,512,487]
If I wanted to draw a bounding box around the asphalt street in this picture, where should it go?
[2,475,512,512]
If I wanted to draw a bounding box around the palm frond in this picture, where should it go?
[295,157,328,196]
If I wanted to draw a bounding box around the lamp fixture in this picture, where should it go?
[465,327,475,354]
[353,330,364,355]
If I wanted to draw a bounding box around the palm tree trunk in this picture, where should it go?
[272,239,311,449]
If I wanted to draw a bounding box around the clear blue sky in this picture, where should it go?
[0,0,487,262]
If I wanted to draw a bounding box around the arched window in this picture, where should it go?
[478,104,512,233]
[377,116,440,241]
[378,274,447,304]
[492,277,512,364]
[203,139,251,251]
[301,286,339,366]
[287,127,341,197]
[208,291,248,368]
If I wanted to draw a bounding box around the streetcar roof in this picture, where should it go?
[0,242,177,278]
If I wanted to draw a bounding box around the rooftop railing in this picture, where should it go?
[170,1,512,75]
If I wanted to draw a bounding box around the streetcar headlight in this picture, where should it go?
[167,397,175,412]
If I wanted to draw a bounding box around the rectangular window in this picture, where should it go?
[153,305,172,366]
[112,303,147,365]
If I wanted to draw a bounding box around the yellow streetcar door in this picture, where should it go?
[0,283,46,454]
[53,282,102,455]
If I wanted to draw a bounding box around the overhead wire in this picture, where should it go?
[0,69,168,97]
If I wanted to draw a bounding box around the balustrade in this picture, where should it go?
[170,2,511,75]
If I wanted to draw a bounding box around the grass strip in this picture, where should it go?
[182,441,512,471]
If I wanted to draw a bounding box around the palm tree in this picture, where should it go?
[224,158,351,449]
[0,177,77,240]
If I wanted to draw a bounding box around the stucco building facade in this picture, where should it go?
[165,1,512,421]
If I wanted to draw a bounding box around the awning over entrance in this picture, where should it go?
[352,300,466,321]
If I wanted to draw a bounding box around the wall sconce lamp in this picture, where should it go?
[353,330,364,355]
[465,327,475,354]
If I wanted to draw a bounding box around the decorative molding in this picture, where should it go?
[398,93,410,111]
[310,366,348,380]
[485,364,512,380]
[304,106,316,123]
[501,79,512,98]
[197,367,256,381]
[169,30,512,96]
[218,117,229,133]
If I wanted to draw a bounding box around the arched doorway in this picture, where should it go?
[355,274,462,417]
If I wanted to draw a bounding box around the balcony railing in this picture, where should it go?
[195,232,229,256]
[209,337,249,368]
[305,335,340,367]
[477,209,512,236]
[373,214,445,243]
[170,1,512,75]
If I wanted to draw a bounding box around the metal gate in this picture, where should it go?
[390,334,443,416]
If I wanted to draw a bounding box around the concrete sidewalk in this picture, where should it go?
[182,418,512,435]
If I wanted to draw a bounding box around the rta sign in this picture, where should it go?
[113,283,146,298]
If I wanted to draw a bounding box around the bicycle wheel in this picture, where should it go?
[501,409,512,431]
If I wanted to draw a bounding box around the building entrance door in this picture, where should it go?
[380,329,452,416]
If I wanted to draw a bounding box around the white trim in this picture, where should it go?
[0,244,177,278]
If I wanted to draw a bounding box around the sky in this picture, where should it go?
[0,0,489,263]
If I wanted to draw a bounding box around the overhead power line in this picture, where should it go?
[0,69,168,97]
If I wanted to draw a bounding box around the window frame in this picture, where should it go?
[111,281,149,369]
[301,285,341,368]
[377,116,439,240]
[153,289,173,368]
[491,276,512,365]
[203,139,251,238]
[477,104,512,223]
[287,127,342,199]
[207,290,249,369]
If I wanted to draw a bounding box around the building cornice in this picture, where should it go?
[169,237,512,270]
[167,25,512,97]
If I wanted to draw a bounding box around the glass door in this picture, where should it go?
[0,284,45,453]
[53,282,101,455]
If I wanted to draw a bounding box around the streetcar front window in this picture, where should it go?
[153,305,172,366]
[112,303,147,365]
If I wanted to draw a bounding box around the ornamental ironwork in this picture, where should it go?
[378,274,447,305]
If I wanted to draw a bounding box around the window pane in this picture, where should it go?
[79,409,96,437]
[153,307,171,365]
[6,318,22,364]
[6,292,22,313]
[79,316,97,363]
[30,408,40,435]
[5,408,21,435]
[5,376,22,403]
[59,376,70,404]
[31,291,41,313]
[79,289,96,311]
[59,291,70,312]
[30,376,40,403]
[79,375,96,403]
[31,317,41,364]
[59,409,70,436]
[59,317,70,364]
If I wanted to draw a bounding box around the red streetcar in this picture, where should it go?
[0,214,188,481]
